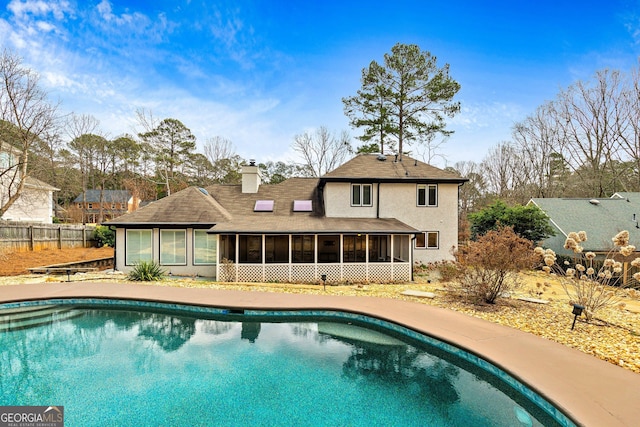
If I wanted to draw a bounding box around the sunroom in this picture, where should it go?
[209,216,417,283]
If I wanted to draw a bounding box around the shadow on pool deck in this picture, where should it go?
[1,282,639,426]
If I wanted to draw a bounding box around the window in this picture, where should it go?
[318,235,340,263]
[369,235,390,263]
[351,184,372,206]
[343,235,366,262]
[417,184,437,207]
[0,152,13,169]
[194,230,217,265]
[265,235,289,263]
[292,235,315,263]
[219,235,236,262]
[254,200,274,212]
[239,235,262,263]
[293,200,313,212]
[160,230,186,265]
[415,232,439,249]
[87,203,93,209]
[125,229,152,265]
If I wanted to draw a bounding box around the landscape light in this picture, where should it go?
[571,304,584,330]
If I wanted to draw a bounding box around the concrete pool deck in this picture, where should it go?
[1,282,639,426]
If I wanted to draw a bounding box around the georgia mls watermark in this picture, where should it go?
[0,406,64,427]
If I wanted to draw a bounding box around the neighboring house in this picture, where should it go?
[1,144,59,224]
[529,194,640,257]
[73,190,140,224]
[107,154,468,282]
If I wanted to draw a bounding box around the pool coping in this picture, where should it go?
[1,282,639,426]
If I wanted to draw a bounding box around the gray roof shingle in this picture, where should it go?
[106,176,418,233]
[321,153,467,182]
[73,190,131,203]
[529,196,640,253]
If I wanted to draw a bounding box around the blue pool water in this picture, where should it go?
[0,299,575,426]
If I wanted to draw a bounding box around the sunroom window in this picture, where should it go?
[125,229,152,265]
[160,230,186,265]
[194,230,217,265]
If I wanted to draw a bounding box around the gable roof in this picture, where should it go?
[73,189,131,203]
[529,196,640,253]
[24,177,59,192]
[106,177,418,234]
[107,186,231,226]
[321,153,467,183]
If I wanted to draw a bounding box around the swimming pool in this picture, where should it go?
[0,299,575,426]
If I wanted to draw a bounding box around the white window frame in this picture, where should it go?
[351,184,373,207]
[160,229,187,265]
[125,229,153,265]
[417,184,438,207]
[415,231,439,249]
[193,230,217,265]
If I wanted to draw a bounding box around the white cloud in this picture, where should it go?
[8,0,72,21]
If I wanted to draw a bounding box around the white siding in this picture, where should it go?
[1,187,55,223]
[324,181,459,264]
[115,227,217,278]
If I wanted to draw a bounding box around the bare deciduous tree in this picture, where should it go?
[203,136,244,183]
[0,49,58,218]
[555,69,625,196]
[292,126,351,177]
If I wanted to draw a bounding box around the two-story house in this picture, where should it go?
[106,154,467,282]
[1,143,59,223]
[73,190,140,224]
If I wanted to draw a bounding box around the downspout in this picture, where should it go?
[109,226,117,271]
[410,235,416,282]
[376,182,380,218]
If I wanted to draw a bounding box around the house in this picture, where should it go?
[529,194,640,257]
[73,190,140,224]
[106,154,468,282]
[1,144,59,224]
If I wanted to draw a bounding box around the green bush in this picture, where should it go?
[94,225,115,247]
[127,261,166,281]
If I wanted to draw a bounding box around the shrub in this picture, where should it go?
[94,225,115,247]
[127,261,166,281]
[455,226,537,303]
[536,230,635,322]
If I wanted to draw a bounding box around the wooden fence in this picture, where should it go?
[0,223,97,252]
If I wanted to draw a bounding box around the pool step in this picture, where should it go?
[0,305,83,332]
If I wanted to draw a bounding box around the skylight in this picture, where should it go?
[293,200,313,212]
[254,200,274,212]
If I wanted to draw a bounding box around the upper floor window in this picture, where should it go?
[351,184,372,206]
[417,184,437,207]
[0,152,13,169]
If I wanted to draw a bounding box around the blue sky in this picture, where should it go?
[1,0,639,168]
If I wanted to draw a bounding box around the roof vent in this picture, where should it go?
[589,199,600,205]
[377,154,387,161]
[249,159,256,166]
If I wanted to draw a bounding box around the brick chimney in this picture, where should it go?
[241,159,262,193]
